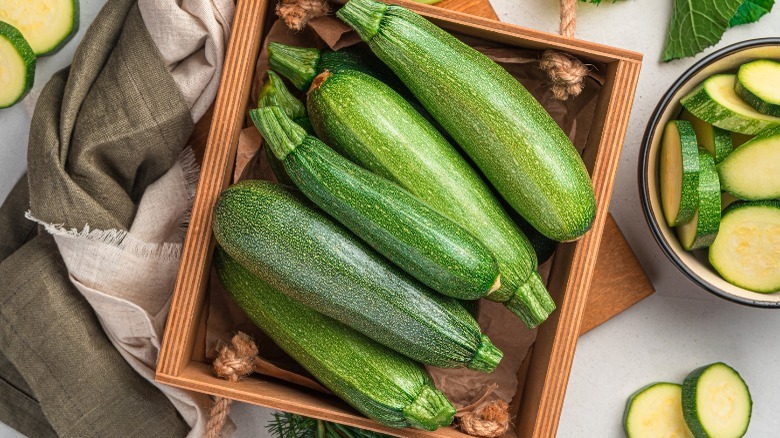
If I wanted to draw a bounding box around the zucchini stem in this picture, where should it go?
[258,70,307,119]
[268,42,321,90]
[468,335,503,373]
[250,106,307,160]
[402,386,456,431]
[506,272,555,329]
[336,0,387,42]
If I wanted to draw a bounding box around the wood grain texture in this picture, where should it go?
[580,215,654,335]
[157,0,645,437]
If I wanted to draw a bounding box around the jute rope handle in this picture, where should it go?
[539,0,588,100]
[454,384,512,437]
[206,332,259,438]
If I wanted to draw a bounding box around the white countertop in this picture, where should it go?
[1,0,779,436]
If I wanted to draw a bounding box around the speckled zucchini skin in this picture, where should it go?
[252,106,500,300]
[307,69,554,328]
[676,150,720,250]
[214,248,456,430]
[0,21,36,108]
[212,180,502,371]
[337,0,596,242]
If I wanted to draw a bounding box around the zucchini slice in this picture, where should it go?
[0,0,79,56]
[681,74,780,135]
[676,150,721,250]
[624,382,693,438]
[717,127,780,200]
[736,59,780,117]
[660,120,700,227]
[682,363,752,438]
[680,110,734,163]
[0,21,35,109]
[709,200,780,293]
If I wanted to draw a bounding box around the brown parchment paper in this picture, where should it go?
[206,5,604,417]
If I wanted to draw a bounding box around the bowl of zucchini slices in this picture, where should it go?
[641,38,780,307]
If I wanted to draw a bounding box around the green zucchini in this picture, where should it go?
[679,110,734,163]
[735,59,780,117]
[676,150,721,250]
[660,120,700,227]
[681,363,751,438]
[268,43,381,91]
[212,180,502,371]
[680,74,780,135]
[337,0,596,242]
[0,21,35,109]
[306,68,553,329]
[623,382,693,438]
[508,206,557,265]
[0,0,79,56]
[251,106,500,300]
[709,200,780,292]
[257,70,312,186]
[214,248,456,431]
[716,127,780,200]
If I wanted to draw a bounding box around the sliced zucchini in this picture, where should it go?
[682,363,751,438]
[660,120,700,227]
[676,150,721,250]
[717,127,780,200]
[0,0,79,56]
[736,59,780,117]
[624,382,693,438]
[709,200,780,293]
[0,21,35,109]
[680,110,734,163]
[681,74,780,135]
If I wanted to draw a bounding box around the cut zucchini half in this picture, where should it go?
[624,382,693,438]
[660,120,701,227]
[681,74,780,135]
[717,127,780,200]
[676,150,721,250]
[682,363,751,438]
[0,21,35,109]
[709,200,780,293]
[736,59,780,117]
[0,0,79,56]
[680,110,734,163]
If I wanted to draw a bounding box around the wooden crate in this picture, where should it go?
[156,0,642,436]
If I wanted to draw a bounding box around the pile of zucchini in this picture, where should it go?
[0,0,79,108]
[660,59,780,293]
[213,0,597,430]
[624,362,751,438]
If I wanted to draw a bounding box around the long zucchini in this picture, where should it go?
[337,0,596,242]
[251,105,500,300]
[212,180,502,371]
[306,68,554,328]
[214,248,456,430]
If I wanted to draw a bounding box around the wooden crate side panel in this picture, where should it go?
[517,59,641,437]
[157,0,268,377]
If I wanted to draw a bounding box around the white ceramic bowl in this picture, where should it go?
[640,38,780,307]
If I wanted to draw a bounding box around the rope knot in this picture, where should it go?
[212,332,258,382]
[276,0,330,31]
[458,400,511,437]
[540,50,588,101]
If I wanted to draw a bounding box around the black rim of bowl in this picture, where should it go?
[639,37,780,308]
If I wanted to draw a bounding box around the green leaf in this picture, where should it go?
[662,0,744,61]
[730,0,775,26]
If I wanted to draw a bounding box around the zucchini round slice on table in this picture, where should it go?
[709,200,780,292]
[681,74,780,135]
[676,150,721,250]
[682,363,752,438]
[623,382,693,438]
[680,110,734,163]
[0,21,35,109]
[0,0,79,56]
[716,127,780,200]
[735,59,780,117]
[660,120,700,227]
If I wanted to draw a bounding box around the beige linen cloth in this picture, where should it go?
[26,0,235,436]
